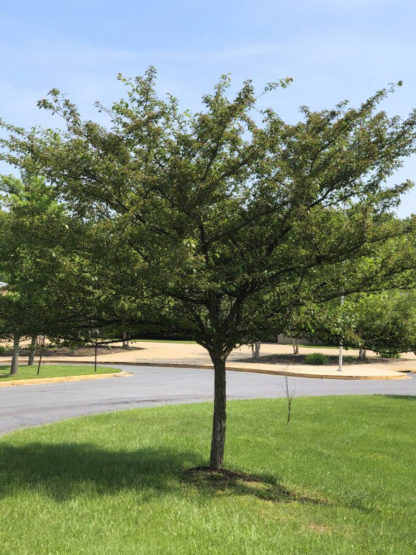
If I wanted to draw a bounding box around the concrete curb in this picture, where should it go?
[225,366,410,380]
[0,370,132,388]
[29,360,410,381]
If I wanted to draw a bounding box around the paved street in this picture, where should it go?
[1,365,415,436]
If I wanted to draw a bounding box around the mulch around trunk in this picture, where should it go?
[182,466,329,505]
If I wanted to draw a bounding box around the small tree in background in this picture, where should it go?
[352,291,416,357]
[0,174,71,373]
[289,290,416,359]
[0,174,128,372]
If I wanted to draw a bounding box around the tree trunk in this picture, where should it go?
[358,347,367,361]
[28,335,37,366]
[293,337,299,355]
[10,334,20,375]
[209,354,227,470]
[37,334,46,375]
[122,331,129,348]
[251,341,261,360]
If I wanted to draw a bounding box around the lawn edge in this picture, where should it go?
[0,370,132,387]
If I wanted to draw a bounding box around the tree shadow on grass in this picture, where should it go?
[0,443,372,512]
[0,442,202,503]
[0,441,331,508]
[182,469,377,513]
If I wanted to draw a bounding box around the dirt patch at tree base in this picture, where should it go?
[183,466,329,505]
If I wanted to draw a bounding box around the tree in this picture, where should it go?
[350,291,416,357]
[2,69,416,468]
[0,174,70,373]
[286,288,416,359]
[0,174,121,372]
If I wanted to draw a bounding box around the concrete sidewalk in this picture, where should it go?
[1,341,412,380]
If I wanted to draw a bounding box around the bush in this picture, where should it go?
[378,351,401,359]
[305,352,329,365]
[0,345,7,354]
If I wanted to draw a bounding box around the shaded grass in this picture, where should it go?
[0,396,415,553]
[0,364,119,381]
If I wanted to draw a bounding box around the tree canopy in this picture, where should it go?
[1,69,416,467]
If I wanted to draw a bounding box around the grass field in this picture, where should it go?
[0,396,415,553]
[0,364,119,381]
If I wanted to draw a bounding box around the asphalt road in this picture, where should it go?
[1,365,415,436]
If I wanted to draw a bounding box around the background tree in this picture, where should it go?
[288,288,416,359]
[0,174,70,373]
[348,291,416,357]
[0,174,128,372]
[2,70,416,468]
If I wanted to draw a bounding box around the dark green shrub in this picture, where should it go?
[0,345,7,354]
[305,352,329,365]
[378,351,400,359]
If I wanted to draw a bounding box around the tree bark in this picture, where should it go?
[10,334,20,375]
[293,337,299,355]
[209,354,227,470]
[251,341,261,360]
[37,334,46,375]
[28,335,37,366]
[358,347,367,361]
[122,331,129,348]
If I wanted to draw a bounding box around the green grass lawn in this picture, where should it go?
[0,364,120,381]
[0,396,415,554]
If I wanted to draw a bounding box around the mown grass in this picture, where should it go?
[0,396,415,553]
[0,364,119,381]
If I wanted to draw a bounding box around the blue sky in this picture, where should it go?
[1,0,415,215]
